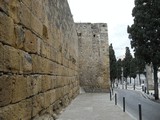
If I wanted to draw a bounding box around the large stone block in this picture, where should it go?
[50,89,56,104]
[25,75,41,98]
[19,50,32,73]
[19,2,31,29]
[50,47,57,62]
[4,46,21,73]
[32,93,45,117]
[32,54,45,73]
[41,41,50,58]
[21,0,31,8]
[44,90,56,109]
[0,11,15,46]
[0,0,20,23]
[0,99,32,120]
[57,64,63,76]
[31,75,42,96]
[0,75,13,107]
[48,61,55,74]
[14,25,25,49]
[12,75,27,103]
[31,0,43,21]
[31,13,43,36]
[24,30,38,53]
[0,43,4,71]
[55,88,64,100]
[41,75,51,92]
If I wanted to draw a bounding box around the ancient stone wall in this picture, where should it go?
[0,0,79,119]
[76,23,110,92]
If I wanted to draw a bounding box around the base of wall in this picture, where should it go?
[82,86,110,93]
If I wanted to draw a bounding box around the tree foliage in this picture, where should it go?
[123,47,133,79]
[109,44,117,82]
[130,58,137,79]
[127,0,160,99]
[135,55,146,84]
[116,59,122,80]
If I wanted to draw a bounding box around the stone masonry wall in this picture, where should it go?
[76,23,110,92]
[0,0,79,119]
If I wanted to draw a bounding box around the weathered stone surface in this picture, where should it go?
[32,114,54,120]
[20,50,32,73]
[22,0,31,8]
[41,75,51,92]
[12,75,27,103]
[31,13,43,36]
[0,0,20,23]
[24,30,39,53]
[0,11,15,46]
[31,0,43,21]
[76,23,110,92]
[4,46,20,73]
[0,43,4,71]
[41,41,50,58]
[25,75,42,97]
[14,25,25,49]
[19,2,31,29]
[0,75,13,107]
[0,0,81,119]
[32,54,47,73]
[32,93,45,117]
[0,99,32,120]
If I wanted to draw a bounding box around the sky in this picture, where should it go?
[68,0,135,58]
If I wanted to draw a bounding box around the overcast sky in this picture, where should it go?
[68,0,135,58]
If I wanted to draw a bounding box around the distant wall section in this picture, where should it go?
[76,23,110,92]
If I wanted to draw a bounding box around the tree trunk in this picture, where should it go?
[134,78,135,90]
[153,64,159,100]
[139,73,141,85]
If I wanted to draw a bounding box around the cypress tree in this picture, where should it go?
[128,0,160,99]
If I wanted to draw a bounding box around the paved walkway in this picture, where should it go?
[57,93,134,120]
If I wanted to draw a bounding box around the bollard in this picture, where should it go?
[139,104,142,120]
[123,97,125,112]
[110,91,112,101]
[115,93,117,105]
[144,87,146,93]
[133,85,135,90]
[142,86,144,91]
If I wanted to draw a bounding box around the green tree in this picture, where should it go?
[135,56,145,85]
[130,58,137,80]
[128,0,160,99]
[116,59,122,82]
[123,47,133,83]
[109,44,117,86]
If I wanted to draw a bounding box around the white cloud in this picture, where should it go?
[68,0,135,57]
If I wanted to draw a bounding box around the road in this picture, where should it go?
[116,89,160,120]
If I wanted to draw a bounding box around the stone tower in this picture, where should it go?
[76,23,110,92]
